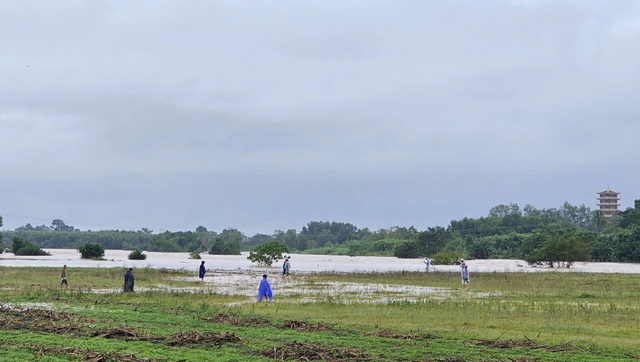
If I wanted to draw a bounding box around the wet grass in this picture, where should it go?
[1,267,640,361]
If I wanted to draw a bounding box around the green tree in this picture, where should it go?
[209,236,241,255]
[11,237,50,256]
[524,229,591,268]
[78,242,105,259]
[247,242,289,266]
[128,248,147,260]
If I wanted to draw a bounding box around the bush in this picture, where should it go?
[11,237,50,256]
[247,242,289,266]
[431,250,466,265]
[128,249,147,260]
[189,251,202,259]
[78,242,105,259]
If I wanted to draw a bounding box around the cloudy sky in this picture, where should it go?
[1,0,639,234]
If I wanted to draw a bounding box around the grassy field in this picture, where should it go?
[1,267,639,361]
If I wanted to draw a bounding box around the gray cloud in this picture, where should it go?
[1,0,639,233]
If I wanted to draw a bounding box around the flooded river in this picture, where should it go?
[1,249,640,274]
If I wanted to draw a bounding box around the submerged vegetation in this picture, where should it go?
[0,266,639,361]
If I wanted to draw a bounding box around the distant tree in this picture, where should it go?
[11,237,50,256]
[209,236,241,255]
[196,226,208,233]
[524,229,591,268]
[189,251,202,259]
[78,242,105,259]
[141,228,153,234]
[247,242,289,266]
[51,219,76,232]
[128,248,147,260]
[393,240,419,258]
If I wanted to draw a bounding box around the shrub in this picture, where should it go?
[189,251,202,259]
[11,237,50,256]
[78,242,105,259]
[247,242,289,266]
[431,250,466,265]
[128,249,147,260]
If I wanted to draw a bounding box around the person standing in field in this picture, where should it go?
[284,256,291,277]
[60,265,68,287]
[424,257,431,272]
[282,256,289,276]
[257,274,273,302]
[461,265,470,286]
[123,268,135,292]
[199,261,206,281]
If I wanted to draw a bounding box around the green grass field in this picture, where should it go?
[1,266,639,361]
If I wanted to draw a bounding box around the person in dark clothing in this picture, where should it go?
[123,268,135,292]
[60,265,68,287]
[199,261,206,281]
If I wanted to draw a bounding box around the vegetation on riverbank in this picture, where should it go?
[2,199,640,265]
[1,266,639,361]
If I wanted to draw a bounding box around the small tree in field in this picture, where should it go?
[78,242,105,259]
[128,249,147,260]
[247,242,289,266]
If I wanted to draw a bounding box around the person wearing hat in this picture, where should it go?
[284,256,291,277]
[461,265,470,286]
[257,274,273,302]
[199,260,206,281]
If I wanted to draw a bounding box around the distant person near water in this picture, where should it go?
[424,257,431,272]
[284,256,291,277]
[123,268,135,292]
[460,259,466,269]
[257,274,273,302]
[60,265,68,287]
[461,265,470,286]
[199,261,206,281]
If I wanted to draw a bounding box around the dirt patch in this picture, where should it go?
[468,338,575,352]
[28,343,158,362]
[260,341,372,361]
[366,329,437,340]
[205,312,272,327]
[162,331,242,347]
[279,320,336,332]
[205,313,339,333]
[0,306,91,323]
[90,327,242,347]
[91,327,145,340]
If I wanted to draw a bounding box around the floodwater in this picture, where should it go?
[1,249,640,274]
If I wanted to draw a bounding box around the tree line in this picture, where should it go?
[1,200,640,266]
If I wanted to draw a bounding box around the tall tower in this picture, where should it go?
[597,188,621,218]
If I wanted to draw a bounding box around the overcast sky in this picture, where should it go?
[1,0,639,234]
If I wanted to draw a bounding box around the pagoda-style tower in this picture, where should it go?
[597,188,621,218]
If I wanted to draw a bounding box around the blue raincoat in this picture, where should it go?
[258,276,273,302]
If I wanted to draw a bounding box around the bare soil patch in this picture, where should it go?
[279,320,336,332]
[205,312,272,327]
[259,341,372,361]
[467,338,575,353]
[13,342,158,362]
[366,329,437,340]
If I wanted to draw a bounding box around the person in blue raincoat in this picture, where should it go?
[199,261,206,281]
[257,274,273,302]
